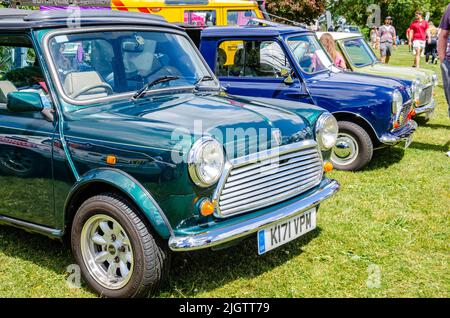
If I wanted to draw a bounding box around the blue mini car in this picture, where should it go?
[196,24,417,170]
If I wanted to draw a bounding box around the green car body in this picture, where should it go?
[317,32,438,119]
[0,9,339,296]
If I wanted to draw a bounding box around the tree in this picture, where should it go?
[327,0,448,39]
[265,0,327,24]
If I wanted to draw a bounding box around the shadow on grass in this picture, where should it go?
[158,228,321,297]
[0,222,321,297]
[415,117,450,130]
[0,225,72,275]
[362,147,405,171]
[409,140,450,153]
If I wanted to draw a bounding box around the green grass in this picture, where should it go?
[0,45,449,298]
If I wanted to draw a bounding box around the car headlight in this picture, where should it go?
[188,137,225,187]
[392,89,403,115]
[431,74,438,87]
[315,112,338,150]
[410,80,421,104]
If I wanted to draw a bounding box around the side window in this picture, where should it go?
[216,40,292,78]
[184,10,216,26]
[227,10,257,26]
[0,35,48,108]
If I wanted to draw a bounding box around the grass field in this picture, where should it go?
[0,45,449,298]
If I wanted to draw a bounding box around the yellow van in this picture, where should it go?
[111,0,264,26]
[112,0,265,64]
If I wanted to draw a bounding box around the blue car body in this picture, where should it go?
[199,26,417,147]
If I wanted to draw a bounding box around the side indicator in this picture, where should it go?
[323,161,333,173]
[106,155,117,165]
[199,199,216,216]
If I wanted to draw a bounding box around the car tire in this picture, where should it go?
[331,121,373,171]
[71,193,169,298]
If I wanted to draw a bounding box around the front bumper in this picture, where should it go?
[380,120,418,145]
[169,179,340,251]
[415,98,436,117]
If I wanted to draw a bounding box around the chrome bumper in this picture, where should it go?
[168,179,340,252]
[415,98,436,116]
[380,120,417,145]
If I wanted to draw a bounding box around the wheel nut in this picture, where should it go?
[114,256,120,263]
[111,234,116,241]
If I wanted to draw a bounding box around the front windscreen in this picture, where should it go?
[286,34,333,74]
[342,38,377,67]
[47,30,213,102]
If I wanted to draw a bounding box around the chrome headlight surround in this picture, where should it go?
[392,89,403,116]
[431,74,438,87]
[188,137,225,188]
[410,79,421,105]
[315,112,338,150]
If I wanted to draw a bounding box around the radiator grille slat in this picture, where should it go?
[215,142,323,217]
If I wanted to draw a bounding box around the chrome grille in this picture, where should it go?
[418,85,433,106]
[213,140,323,217]
[398,102,412,127]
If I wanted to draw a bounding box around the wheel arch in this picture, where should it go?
[64,168,172,240]
[332,111,381,146]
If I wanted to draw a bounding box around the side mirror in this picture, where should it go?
[280,67,294,85]
[7,92,44,113]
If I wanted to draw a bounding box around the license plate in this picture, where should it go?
[257,208,316,255]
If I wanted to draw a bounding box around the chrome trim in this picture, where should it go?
[41,26,220,107]
[168,179,340,251]
[187,137,225,188]
[212,140,323,218]
[381,120,417,145]
[315,112,338,150]
[415,98,435,115]
[0,215,63,237]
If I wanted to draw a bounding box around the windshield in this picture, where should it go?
[342,38,377,67]
[286,35,333,74]
[47,30,213,102]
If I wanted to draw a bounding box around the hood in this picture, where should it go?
[360,63,435,85]
[66,92,314,159]
[305,70,409,109]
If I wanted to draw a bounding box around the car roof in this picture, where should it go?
[0,8,180,31]
[316,31,363,41]
[201,25,310,38]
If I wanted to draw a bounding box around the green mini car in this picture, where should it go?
[0,9,339,297]
[317,32,438,121]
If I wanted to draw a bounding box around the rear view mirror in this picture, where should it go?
[7,91,44,113]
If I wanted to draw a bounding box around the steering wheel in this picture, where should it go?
[70,83,113,99]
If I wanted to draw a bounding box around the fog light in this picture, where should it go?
[199,199,216,216]
[323,161,333,173]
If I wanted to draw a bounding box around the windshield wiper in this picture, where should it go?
[131,75,180,101]
[193,75,215,90]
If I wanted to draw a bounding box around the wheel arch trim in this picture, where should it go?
[64,168,173,239]
[331,111,381,142]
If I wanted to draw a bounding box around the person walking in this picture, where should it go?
[379,16,397,64]
[409,11,429,68]
[406,26,412,52]
[370,26,378,49]
[438,4,450,117]
[426,21,438,64]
